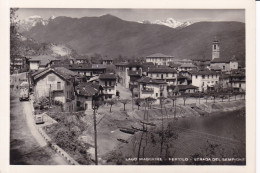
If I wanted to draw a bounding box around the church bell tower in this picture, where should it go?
[212,37,220,60]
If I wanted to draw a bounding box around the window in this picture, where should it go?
[109,89,111,92]
[239,83,241,88]
[202,82,204,86]
[160,92,163,96]
[109,81,112,86]
[157,73,159,77]
[196,75,198,79]
[166,73,168,77]
[214,45,216,49]
[156,93,158,97]
[223,66,225,70]
[202,75,205,79]
[57,82,61,90]
[77,101,81,107]
[105,81,107,86]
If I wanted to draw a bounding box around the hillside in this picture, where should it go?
[23,14,245,65]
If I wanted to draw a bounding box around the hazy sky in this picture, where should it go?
[16,8,245,23]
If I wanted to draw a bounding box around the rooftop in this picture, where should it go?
[138,76,167,84]
[76,82,99,97]
[167,85,198,90]
[191,70,218,76]
[33,67,77,81]
[28,55,59,66]
[211,58,231,63]
[99,73,117,80]
[146,53,174,58]
[179,63,197,68]
[148,67,177,73]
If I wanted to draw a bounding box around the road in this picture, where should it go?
[10,73,67,165]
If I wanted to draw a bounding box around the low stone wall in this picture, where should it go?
[29,99,79,165]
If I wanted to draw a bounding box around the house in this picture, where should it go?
[75,82,103,111]
[137,77,168,104]
[102,57,113,65]
[178,63,198,72]
[141,62,155,76]
[115,61,142,89]
[99,73,117,99]
[191,70,220,92]
[10,55,29,74]
[229,70,246,92]
[210,56,239,72]
[31,67,77,112]
[192,58,211,70]
[167,85,198,95]
[177,74,190,85]
[66,64,106,80]
[28,55,60,71]
[75,58,88,64]
[147,67,178,85]
[145,53,175,66]
[174,59,193,65]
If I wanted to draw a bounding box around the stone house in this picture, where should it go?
[191,70,220,92]
[99,73,117,99]
[102,57,113,65]
[178,63,198,72]
[210,57,239,72]
[75,83,103,111]
[167,85,198,95]
[147,67,178,85]
[137,77,168,104]
[28,55,60,71]
[229,70,246,92]
[115,61,142,89]
[31,67,77,112]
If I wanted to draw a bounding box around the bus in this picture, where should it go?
[19,81,30,101]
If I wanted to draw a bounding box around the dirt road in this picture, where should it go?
[10,73,67,165]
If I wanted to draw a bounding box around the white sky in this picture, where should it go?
[16,8,245,23]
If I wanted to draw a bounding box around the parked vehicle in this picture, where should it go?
[35,113,45,124]
[19,81,29,101]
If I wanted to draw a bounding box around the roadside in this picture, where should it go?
[10,73,67,165]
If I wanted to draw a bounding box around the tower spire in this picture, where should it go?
[212,37,220,60]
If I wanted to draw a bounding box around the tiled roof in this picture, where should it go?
[76,83,99,96]
[191,70,218,76]
[148,67,177,73]
[146,53,174,58]
[99,73,117,80]
[211,58,230,63]
[179,64,197,68]
[138,76,167,84]
[167,85,198,90]
[33,67,77,81]
[28,55,59,66]
[128,70,142,76]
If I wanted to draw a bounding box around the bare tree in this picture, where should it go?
[181,93,189,106]
[106,99,117,113]
[119,99,130,111]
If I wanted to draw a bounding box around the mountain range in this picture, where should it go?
[21,14,245,65]
[138,18,193,28]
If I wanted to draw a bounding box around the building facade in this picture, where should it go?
[145,53,175,66]
[138,77,167,104]
[99,73,117,99]
[191,70,220,92]
[147,67,178,85]
[32,67,77,112]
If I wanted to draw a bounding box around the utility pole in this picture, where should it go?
[93,106,98,165]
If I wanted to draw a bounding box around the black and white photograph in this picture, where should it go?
[9,7,249,166]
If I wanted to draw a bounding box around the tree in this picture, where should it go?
[135,98,144,110]
[119,99,130,111]
[181,93,189,105]
[145,97,156,109]
[106,99,117,113]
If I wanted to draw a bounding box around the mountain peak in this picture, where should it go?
[139,17,193,29]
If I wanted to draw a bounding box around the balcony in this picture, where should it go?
[142,88,154,93]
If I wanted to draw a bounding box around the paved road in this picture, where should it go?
[10,73,67,165]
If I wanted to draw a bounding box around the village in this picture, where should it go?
[10,38,246,165]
